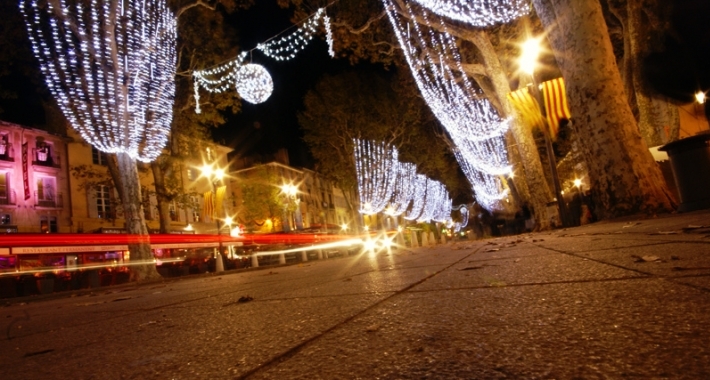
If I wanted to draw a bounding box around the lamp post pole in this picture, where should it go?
[520,37,570,228]
[201,163,225,273]
[528,78,570,227]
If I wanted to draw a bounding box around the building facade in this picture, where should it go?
[0,121,70,233]
[0,120,235,235]
[230,162,358,233]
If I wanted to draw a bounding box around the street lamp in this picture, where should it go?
[519,37,571,227]
[200,162,226,272]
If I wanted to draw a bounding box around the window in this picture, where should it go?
[187,168,195,181]
[0,133,8,156]
[0,214,10,225]
[36,177,56,207]
[169,202,179,222]
[92,147,108,165]
[40,216,58,233]
[96,185,112,218]
[0,172,8,205]
[190,196,200,222]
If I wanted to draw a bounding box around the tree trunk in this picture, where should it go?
[116,152,161,281]
[606,0,680,146]
[532,0,676,218]
[151,159,172,234]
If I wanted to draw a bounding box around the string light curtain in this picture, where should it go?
[419,179,451,223]
[387,161,417,216]
[353,139,398,215]
[20,0,177,163]
[403,174,429,221]
[193,8,333,109]
[411,0,529,27]
[382,0,511,211]
[451,204,469,232]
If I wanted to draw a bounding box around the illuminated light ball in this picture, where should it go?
[235,64,273,104]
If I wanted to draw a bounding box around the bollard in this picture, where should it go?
[429,231,436,246]
[279,254,286,265]
[421,232,429,247]
[251,254,259,268]
[318,250,323,260]
[411,231,419,247]
[441,233,447,245]
[397,232,405,247]
[301,251,308,262]
[215,249,225,273]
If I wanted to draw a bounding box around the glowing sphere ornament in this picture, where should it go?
[235,64,273,104]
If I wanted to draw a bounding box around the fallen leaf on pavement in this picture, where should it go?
[237,296,254,303]
[632,255,661,263]
[485,248,499,252]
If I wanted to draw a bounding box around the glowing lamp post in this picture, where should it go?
[200,163,226,272]
[519,37,570,227]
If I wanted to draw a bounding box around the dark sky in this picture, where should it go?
[215,1,352,169]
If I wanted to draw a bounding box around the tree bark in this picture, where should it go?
[607,0,680,146]
[151,159,172,234]
[116,152,161,281]
[532,0,676,218]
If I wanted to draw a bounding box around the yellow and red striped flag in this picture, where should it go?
[541,77,572,140]
[215,185,226,218]
[203,190,214,220]
[507,86,544,129]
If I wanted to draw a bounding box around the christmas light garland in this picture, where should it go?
[451,204,469,233]
[193,8,334,108]
[382,0,511,211]
[20,0,177,162]
[411,0,529,27]
[353,139,398,215]
[387,161,417,216]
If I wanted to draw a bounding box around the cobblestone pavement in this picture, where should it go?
[2,210,709,379]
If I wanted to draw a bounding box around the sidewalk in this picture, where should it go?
[2,210,709,379]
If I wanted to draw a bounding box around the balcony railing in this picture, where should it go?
[35,192,63,208]
[0,190,16,206]
[0,143,14,162]
[32,148,61,168]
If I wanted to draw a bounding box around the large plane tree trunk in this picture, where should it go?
[116,152,161,281]
[532,0,676,218]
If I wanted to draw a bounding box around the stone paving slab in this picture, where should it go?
[574,241,710,277]
[253,279,710,379]
[415,248,642,291]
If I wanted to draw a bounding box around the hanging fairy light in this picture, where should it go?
[353,139,398,215]
[451,204,469,232]
[382,0,511,211]
[404,175,428,221]
[388,161,417,216]
[235,64,273,104]
[20,0,177,163]
[418,180,451,223]
[257,8,334,61]
[411,0,529,27]
[192,8,334,112]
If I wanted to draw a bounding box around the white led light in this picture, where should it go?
[411,0,529,27]
[383,0,511,211]
[20,0,177,163]
[235,63,273,104]
[192,8,334,112]
[353,139,398,215]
